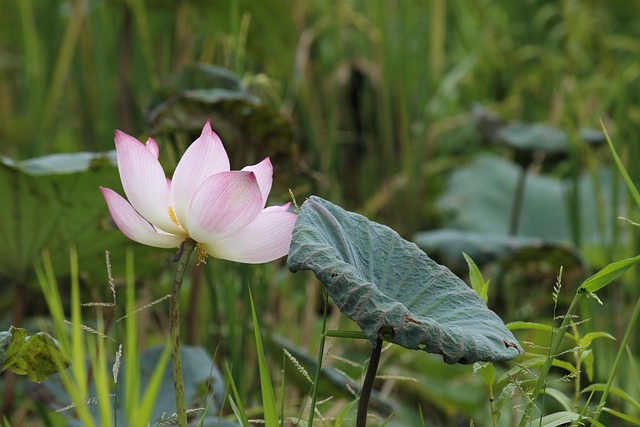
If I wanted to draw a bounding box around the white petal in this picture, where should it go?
[100,187,184,248]
[114,130,182,234]
[203,204,297,263]
[170,121,231,225]
[241,157,273,207]
[187,171,264,242]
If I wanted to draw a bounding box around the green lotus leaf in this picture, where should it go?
[474,106,605,153]
[0,326,69,382]
[436,155,617,244]
[413,229,542,269]
[287,196,523,364]
[0,152,158,284]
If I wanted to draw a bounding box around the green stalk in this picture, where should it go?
[307,290,329,426]
[591,296,640,425]
[357,338,383,427]
[518,291,584,427]
[170,238,197,427]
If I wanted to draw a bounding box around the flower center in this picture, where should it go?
[196,243,208,264]
[168,206,186,232]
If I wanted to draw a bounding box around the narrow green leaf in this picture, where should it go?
[334,400,357,427]
[507,321,573,339]
[578,331,615,348]
[463,252,489,302]
[134,346,171,427]
[224,363,250,427]
[602,407,640,425]
[249,291,279,426]
[581,384,640,412]
[581,349,594,382]
[601,121,640,210]
[579,255,640,293]
[543,387,572,412]
[533,411,581,427]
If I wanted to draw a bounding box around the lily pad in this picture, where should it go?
[473,105,605,154]
[0,152,156,284]
[287,196,523,364]
[413,229,542,269]
[436,154,618,245]
[0,326,69,382]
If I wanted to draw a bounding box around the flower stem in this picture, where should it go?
[357,337,383,427]
[170,238,197,427]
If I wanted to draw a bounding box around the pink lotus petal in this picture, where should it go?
[100,187,184,248]
[145,138,159,159]
[203,204,297,263]
[187,171,263,241]
[170,121,231,225]
[114,130,182,235]
[241,157,273,207]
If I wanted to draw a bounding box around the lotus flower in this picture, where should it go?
[100,121,297,264]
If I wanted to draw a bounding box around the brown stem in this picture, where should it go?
[357,337,383,427]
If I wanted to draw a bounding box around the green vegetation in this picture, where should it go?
[2,0,640,425]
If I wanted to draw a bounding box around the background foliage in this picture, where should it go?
[1,0,640,425]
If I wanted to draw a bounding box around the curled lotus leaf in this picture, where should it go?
[287,196,523,364]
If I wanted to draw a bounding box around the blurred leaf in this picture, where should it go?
[437,155,617,244]
[288,196,523,364]
[581,384,640,413]
[0,326,69,382]
[579,255,640,293]
[146,64,305,199]
[601,407,640,425]
[474,106,605,154]
[0,152,157,283]
[41,345,228,426]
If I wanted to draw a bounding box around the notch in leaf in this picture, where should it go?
[287,197,523,424]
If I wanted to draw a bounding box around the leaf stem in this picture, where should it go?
[357,337,383,427]
[170,238,197,427]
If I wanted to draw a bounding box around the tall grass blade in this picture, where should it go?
[601,121,640,209]
[249,289,279,426]
[134,346,171,426]
[124,248,140,422]
[224,363,250,427]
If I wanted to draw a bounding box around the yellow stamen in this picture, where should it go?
[168,206,185,232]
[196,243,208,265]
